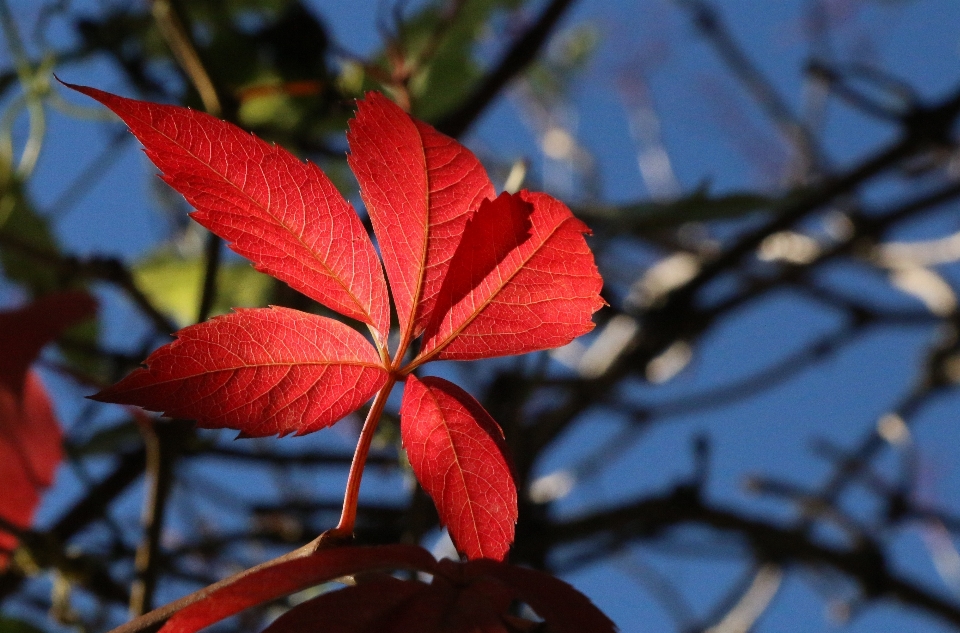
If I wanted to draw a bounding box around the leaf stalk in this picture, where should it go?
[332,376,398,537]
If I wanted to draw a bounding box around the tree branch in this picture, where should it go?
[551,486,960,628]
[435,0,577,138]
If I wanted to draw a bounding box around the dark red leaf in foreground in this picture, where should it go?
[462,559,617,633]
[0,291,94,569]
[438,574,518,633]
[261,576,426,633]
[66,83,391,342]
[400,376,517,561]
[347,92,495,345]
[420,191,604,361]
[159,545,438,633]
[0,372,62,569]
[92,307,387,437]
[180,545,613,633]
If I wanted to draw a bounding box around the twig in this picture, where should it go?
[129,421,177,616]
[149,0,220,116]
[200,445,396,467]
[614,552,696,631]
[0,447,148,605]
[703,564,782,633]
[0,0,47,178]
[194,231,221,323]
[126,2,230,612]
[105,533,332,633]
[47,129,129,219]
[435,0,577,138]
[0,231,177,334]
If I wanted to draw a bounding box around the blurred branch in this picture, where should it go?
[199,446,396,467]
[194,231,221,323]
[615,552,696,631]
[47,129,129,219]
[551,485,960,628]
[435,0,577,138]
[677,0,821,180]
[0,516,129,606]
[149,0,221,116]
[130,421,177,616]
[134,3,231,609]
[0,447,148,605]
[0,231,178,334]
[704,564,782,633]
[0,0,47,178]
[807,61,915,122]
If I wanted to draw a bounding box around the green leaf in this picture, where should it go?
[0,179,60,294]
[380,0,523,122]
[133,250,273,327]
[0,617,49,633]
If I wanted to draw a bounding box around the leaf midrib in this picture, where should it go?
[423,385,484,558]
[132,359,385,389]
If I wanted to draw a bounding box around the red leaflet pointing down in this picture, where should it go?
[401,376,518,561]
[73,83,603,563]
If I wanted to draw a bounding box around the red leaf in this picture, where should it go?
[130,545,611,633]
[0,291,96,393]
[400,376,517,561]
[419,191,604,361]
[92,307,387,437]
[0,292,92,568]
[0,371,62,569]
[463,559,617,633]
[159,545,438,633]
[347,92,495,348]
[266,568,536,633]
[261,577,427,633]
[66,83,390,342]
[441,575,517,633]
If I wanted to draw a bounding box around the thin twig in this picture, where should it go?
[47,129,129,219]
[194,230,221,323]
[149,0,221,116]
[129,422,176,616]
[678,0,821,180]
[200,445,396,467]
[0,0,47,178]
[128,1,231,612]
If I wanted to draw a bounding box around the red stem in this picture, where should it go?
[332,376,397,536]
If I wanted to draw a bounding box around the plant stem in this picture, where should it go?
[332,377,397,537]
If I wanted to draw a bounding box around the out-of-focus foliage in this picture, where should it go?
[0,179,59,294]
[133,250,272,327]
